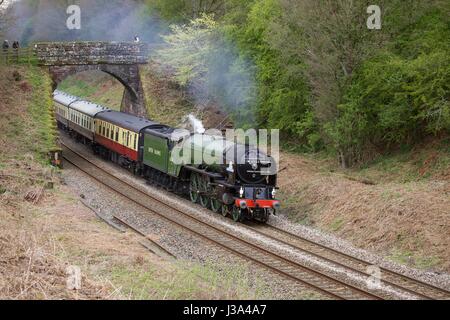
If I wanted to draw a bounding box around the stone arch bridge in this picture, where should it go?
[35,42,151,117]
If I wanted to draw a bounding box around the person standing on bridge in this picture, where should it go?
[12,41,19,62]
[2,40,9,63]
[134,35,140,43]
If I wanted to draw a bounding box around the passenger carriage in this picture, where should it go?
[93,110,157,169]
[53,90,77,129]
[53,90,109,143]
[68,99,109,142]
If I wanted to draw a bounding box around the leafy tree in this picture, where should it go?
[154,14,257,126]
[329,8,450,166]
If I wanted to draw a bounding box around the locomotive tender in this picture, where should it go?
[54,90,280,222]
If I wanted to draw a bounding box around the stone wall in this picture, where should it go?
[35,42,150,66]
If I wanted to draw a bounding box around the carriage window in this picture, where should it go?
[115,128,119,142]
[134,134,137,149]
[110,126,114,140]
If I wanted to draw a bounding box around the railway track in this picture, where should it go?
[60,141,449,300]
[246,223,450,300]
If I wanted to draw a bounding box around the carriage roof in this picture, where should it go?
[70,100,110,117]
[53,90,79,107]
[95,110,158,132]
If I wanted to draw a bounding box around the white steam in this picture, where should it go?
[188,114,206,134]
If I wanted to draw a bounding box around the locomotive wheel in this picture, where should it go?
[221,205,230,217]
[199,194,211,208]
[232,207,243,222]
[198,175,211,209]
[189,174,199,203]
[211,198,222,213]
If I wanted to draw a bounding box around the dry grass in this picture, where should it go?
[277,151,450,272]
[0,204,110,300]
[0,65,111,299]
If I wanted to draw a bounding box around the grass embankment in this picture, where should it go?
[277,137,450,272]
[0,66,271,299]
[58,71,123,111]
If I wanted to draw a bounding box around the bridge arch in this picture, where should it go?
[49,64,140,109]
[36,42,149,117]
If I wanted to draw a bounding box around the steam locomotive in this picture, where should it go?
[54,90,280,222]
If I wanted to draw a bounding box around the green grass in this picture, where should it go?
[329,218,344,232]
[106,260,272,300]
[26,67,59,163]
[58,72,123,110]
[59,78,98,98]
[389,248,441,270]
[0,66,57,165]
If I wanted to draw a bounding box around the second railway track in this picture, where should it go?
[246,223,450,300]
[60,141,450,300]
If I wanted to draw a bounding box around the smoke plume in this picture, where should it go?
[4,0,164,45]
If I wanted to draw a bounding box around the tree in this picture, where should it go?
[154,13,257,126]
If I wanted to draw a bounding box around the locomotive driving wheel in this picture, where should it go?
[221,205,231,217]
[232,206,244,222]
[211,198,222,213]
[189,173,199,203]
[198,176,211,209]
